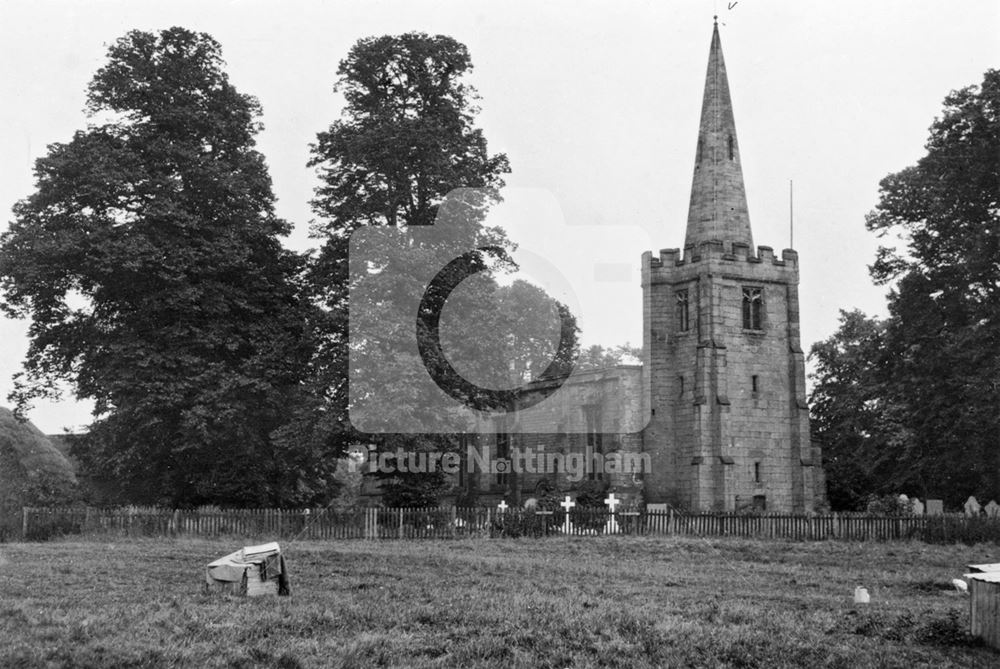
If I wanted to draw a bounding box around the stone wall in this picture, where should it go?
[464,366,646,506]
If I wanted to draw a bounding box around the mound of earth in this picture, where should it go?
[0,407,77,509]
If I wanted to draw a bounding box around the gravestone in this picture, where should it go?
[965,496,982,517]
[985,501,1000,518]
[911,498,925,515]
[647,503,668,512]
[926,499,944,516]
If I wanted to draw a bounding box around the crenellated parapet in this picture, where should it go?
[641,239,799,288]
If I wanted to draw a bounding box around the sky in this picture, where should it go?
[0,0,997,434]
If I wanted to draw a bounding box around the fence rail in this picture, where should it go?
[13,506,1000,544]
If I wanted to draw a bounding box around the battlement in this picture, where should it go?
[643,239,798,271]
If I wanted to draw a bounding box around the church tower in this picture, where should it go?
[640,20,825,512]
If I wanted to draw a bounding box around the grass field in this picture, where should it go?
[1,536,997,668]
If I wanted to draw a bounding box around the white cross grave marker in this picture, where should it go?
[604,493,620,512]
[497,500,509,512]
[560,496,575,534]
[604,493,621,535]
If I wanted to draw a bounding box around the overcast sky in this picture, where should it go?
[1,0,997,433]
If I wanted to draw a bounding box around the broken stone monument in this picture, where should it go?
[205,541,290,597]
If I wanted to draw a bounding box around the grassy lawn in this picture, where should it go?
[0,536,997,668]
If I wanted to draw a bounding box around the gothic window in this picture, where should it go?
[752,375,759,393]
[676,289,690,332]
[742,287,763,330]
[728,134,735,160]
[584,405,603,481]
[754,462,761,483]
[696,136,703,164]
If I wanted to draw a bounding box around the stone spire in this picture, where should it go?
[684,18,754,251]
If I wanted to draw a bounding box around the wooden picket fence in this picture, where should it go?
[15,505,1000,544]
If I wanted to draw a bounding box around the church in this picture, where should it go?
[440,20,828,514]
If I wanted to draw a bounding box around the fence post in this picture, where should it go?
[398,508,404,540]
[21,507,28,538]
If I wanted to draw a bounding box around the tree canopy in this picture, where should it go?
[0,28,323,506]
[303,32,513,439]
[811,69,1000,509]
[303,33,588,504]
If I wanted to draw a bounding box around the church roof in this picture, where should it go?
[684,18,754,251]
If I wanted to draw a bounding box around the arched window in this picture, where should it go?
[675,289,690,331]
[742,287,763,330]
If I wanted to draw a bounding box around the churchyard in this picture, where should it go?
[1,535,997,668]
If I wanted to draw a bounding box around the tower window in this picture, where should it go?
[728,134,734,160]
[679,375,685,397]
[742,287,763,330]
[752,375,759,393]
[676,289,690,331]
[754,462,761,483]
[697,137,704,164]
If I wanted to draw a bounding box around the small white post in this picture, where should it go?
[560,496,576,534]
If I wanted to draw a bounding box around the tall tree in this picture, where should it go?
[808,310,907,509]
[866,69,1000,506]
[311,33,511,234]
[811,69,1000,508]
[0,28,325,506]
[301,33,515,503]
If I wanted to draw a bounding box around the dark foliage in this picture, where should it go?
[811,70,1000,509]
[0,28,328,506]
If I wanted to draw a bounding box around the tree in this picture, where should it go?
[808,310,905,509]
[0,28,326,506]
[811,69,1000,508]
[866,69,1000,506]
[302,33,517,504]
[440,279,580,389]
[575,343,642,371]
[311,33,511,234]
